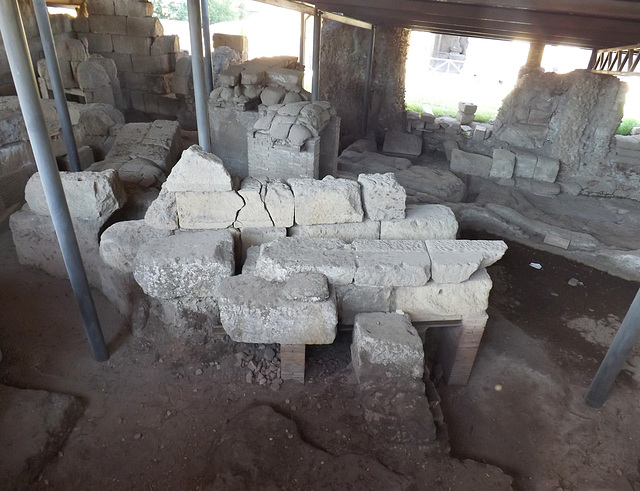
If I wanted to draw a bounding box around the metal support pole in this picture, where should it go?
[361,25,376,136]
[299,12,306,65]
[585,288,640,408]
[187,0,211,152]
[200,0,214,93]
[311,9,321,102]
[525,42,545,68]
[588,49,598,70]
[0,0,108,361]
[32,0,81,172]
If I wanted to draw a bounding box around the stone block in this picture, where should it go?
[380,204,458,240]
[450,149,492,178]
[261,86,286,105]
[444,122,461,135]
[264,180,294,227]
[289,219,380,243]
[100,219,173,273]
[127,17,163,37]
[456,111,474,125]
[87,0,115,15]
[235,178,274,228]
[288,176,363,225]
[514,152,537,179]
[426,239,507,283]
[24,169,125,224]
[266,67,303,87]
[219,273,337,345]
[443,140,459,162]
[165,144,234,192]
[382,130,422,158]
[76,60,111,89]
[533,155,560,183]
[78,33,113,53]
[353,239,431,287]
[394,268,493,321]
[255,237,356,285]
[117,158,165,188]
[111,35,152,55]
[122,1,154,17]
[73,16,90,33]
[150,35,180,55]
[212,33,248,55]
[615,135,640,151]
[130,53,177,74]
[458,102,477,115]
[144,185,178,230]
[133,229,235,299]
[176,191,244,229]
[357,173,405,221]
[335,284,392,325]
[239,227,286,263]
[473,125,488,141]
[351,312,424,381]
[490,149,516,179]
[89,14,127,35]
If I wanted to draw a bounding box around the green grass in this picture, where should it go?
[617,118,640,135]
[405,101,497,124]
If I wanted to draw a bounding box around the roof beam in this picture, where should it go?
[253,0,372,29]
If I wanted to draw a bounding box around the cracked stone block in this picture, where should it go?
[357,173,406,221]
[219,273,338,344]
[426,239,507,283]
[490,149,516,179]
[288,176,363,225]
[176,191,244,229]
[288,219,380,243]
[25,169,126,225]
[239,227,286,263]
[335,284,392,325]
[393,268,493,321]
[450,149,493,178]
[353,239,431,287]
[255,237,356,285]
[133,229,235,299]
[380,204,458,240]
[235,177,273,228]
[351,312,424,382]
[264,180,294,227]
[514,152,537,179]
[144,185,178,230]
[533,155,560,183]
[382,130,422,158]
[165,145,234,192]
[100,220,173,274]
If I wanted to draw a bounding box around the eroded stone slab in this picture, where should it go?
[353,239,431,287]
[288,219,379,243]
[144,185,178,230]
[176,190,244,229]
[264,180,294,227]
[380,204,458,240]
[357,173,406,221]
[288,176,363,225]
[450,149,492,178]
[382,130,422,157]
[165,145,234,192]
[335,284,392,325]
[491,149,516,179]
[426,239,507,283]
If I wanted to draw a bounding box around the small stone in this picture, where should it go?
[195,368,203,375]
[245,372,253,383]
[133,433,142,440]
[264,347,276,361]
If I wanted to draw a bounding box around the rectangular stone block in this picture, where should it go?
[289,219,380,243]
[150,35,180,55]
[353,239,431,287]
[357,173,406,221]
[443,140,459,162]
[120,0,154,17]
[101,52,132,72]
[212,33,247,54]
[89,14,127,35]
[426,239,507,283]
[112,35,152,55]
[458,102,477,115]
[165,144,234,192]
[235,178,274,228]
[264,180,294,227]
[87,0,114,15]
[176,191,244,229]
[450,149,492,178]
[239,227,286,263]
[127,17,164,37]
[248,132,319,180]
[533,155,560,183]
[130,53,177,74]
[615,135,640,151]
[382,130,422,158]
[288,176,363,225]
[266,67,303,87]
[335,284,392,325]
[514,152,537,179]
[78,33,113,53]
[456,111,474,125]
[394,268,493,321]
[490,149,516,179]
[473,125,488,141]
[380,204,458,240]
[73,16,90,33]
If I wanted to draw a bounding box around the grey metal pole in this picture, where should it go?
[32,0,81,172]
[299,12,306,65]
[200,0,214,93]
[585,288,640,408]
[311,9,321,102]
[361,25,376,136]
[187,0,212,152]
[0,0,108,361]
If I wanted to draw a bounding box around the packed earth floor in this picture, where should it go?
[1,226,640,490]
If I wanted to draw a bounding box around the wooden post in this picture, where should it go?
[280,344,306,383]
[438,312,488,385]
[526,42,545,68]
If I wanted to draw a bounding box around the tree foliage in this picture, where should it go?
[154,0,245,23]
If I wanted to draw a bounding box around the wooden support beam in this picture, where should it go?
[281,344,306,383]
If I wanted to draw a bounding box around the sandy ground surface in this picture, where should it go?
[0,225,639,490]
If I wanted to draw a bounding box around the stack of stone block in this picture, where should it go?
[457,101,477,125]
[73,3,182,118]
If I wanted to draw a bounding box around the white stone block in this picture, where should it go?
[353,239,431,287]
[458,102,477,115]
[450,149,492,178]
[351,312,424,381]
[426,239,507,283]
[490,149,516,179]
[239,227,286,262]
[176,191,244,229]
[357,173,406,221]
[335,284,392,325]
[133,229,235,300]
[288,176,363,225]
[219,273,337,344]
[235,177,273,228]
[393,268,493,321]
[288,219,380,243]
[255,237,356,285]
[165,145,234,192]
[144,185,178,230]
[380,204,458,240]
[264,180,294,227]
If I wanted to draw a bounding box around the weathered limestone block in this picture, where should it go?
[357,173,406,221]
[176,191,244,229]
[165,145,234,192]
[264,180,294,227]
[117,158,165,188]
[25,169,125,225]
[450,149,492,178]
[100,220,173,274]
[335,284,392,325]
[235,178,273,228]
[533,155,560,183]
[133,229,235,299]
[394,268,493,321]
[144,185,178,230]
[288,176,363,225]
[394,166,466,204]
[266,67,303,86]
[351,312,424,381]
[353,240,431,287]
[382,130,422,157]
[239,227,286,262]
[514,152,537,179]
[380,204,458,240]
[490,149,516,179]
[288,219,379,243]
[219,273,338,344]
[152,296,221,339]
[255,237,356,285]
[426,239,507,283]
[458,102,477,115]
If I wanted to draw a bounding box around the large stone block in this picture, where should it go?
[490,149,516,179]
[176,191,244,229]
[335,284,392,325]
[288,176,363,225]
[382,130,422,158]
[533,155,560,183]
[235,178,273,228]
[394,268,493,321]
[133,229,235,299]
[150,35,180,55]
[264,180,294,227]
[450,149,492,178]
[111,35,152,55]
[351,312,424,381]
[89,14,127,35]
[426,239,507,284]
[255,237,356,285]
[144,185,178,230]
[288,219,379,243]
[165,145,234,192]
[127,17,163,37]
[24,169,126,225]
[514,152,537,179]
[380,204,458,240]
[357,173,406,221]
[238,226,286,263]
[219,273,338,344]
[353,239,431,287]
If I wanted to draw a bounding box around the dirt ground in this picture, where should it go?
[1,225,639,490]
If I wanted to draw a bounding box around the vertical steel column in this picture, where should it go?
[0,0,108,361]
[32,0,81,172]
[187,0,211,152]
[525,42,545,68]
[311,9,322,102]
[299,12,306,65]
[361,25,376,136]
[200,0,214,93]
[585,288,640,407]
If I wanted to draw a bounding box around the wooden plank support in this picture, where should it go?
[280,344,306,383]
[438,312,488,386]
[591,44,640,76]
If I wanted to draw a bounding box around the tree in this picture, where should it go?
[153,0,245,23]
